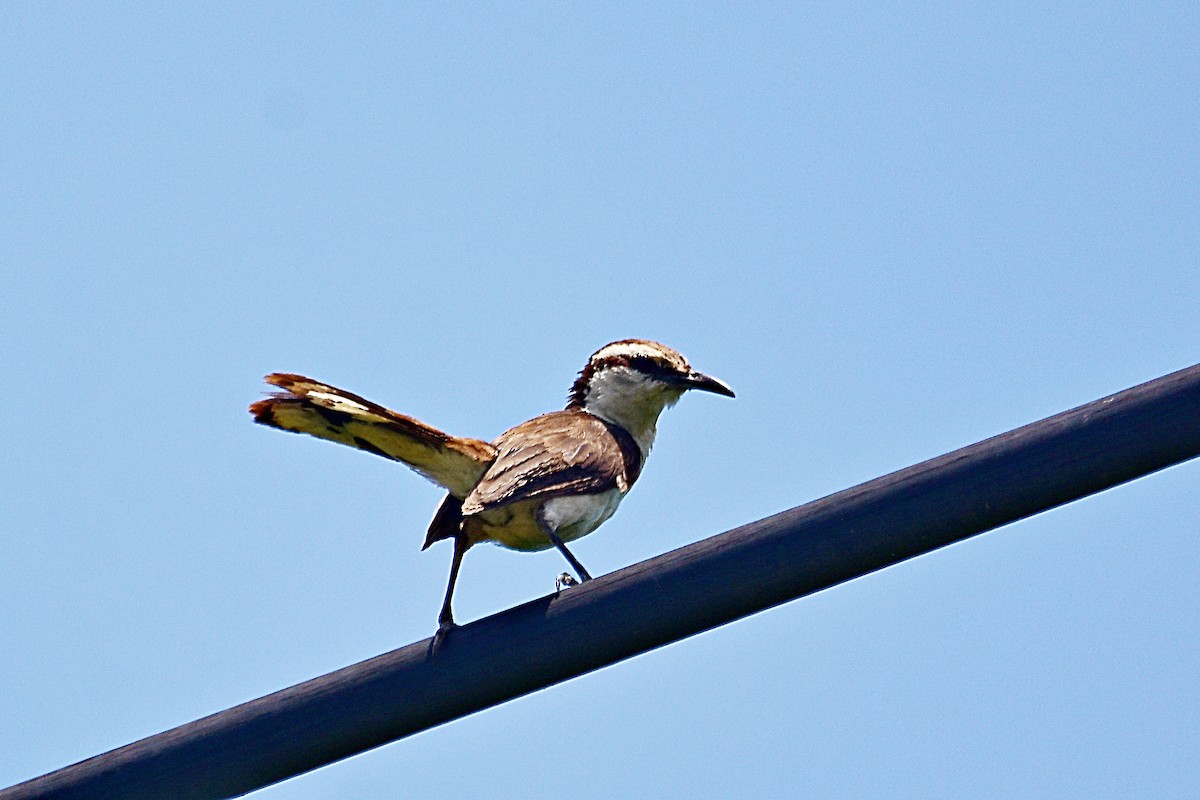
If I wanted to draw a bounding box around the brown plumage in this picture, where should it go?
[422,410,643,551]
[463,411,642,516]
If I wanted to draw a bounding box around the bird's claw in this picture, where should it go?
[432,619,456,652]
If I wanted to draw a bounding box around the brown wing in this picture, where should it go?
[250,373,496,498]
[460,410,642,516]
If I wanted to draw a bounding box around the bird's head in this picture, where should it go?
[567,339,734,453]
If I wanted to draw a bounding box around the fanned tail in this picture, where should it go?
[250,373,496,499]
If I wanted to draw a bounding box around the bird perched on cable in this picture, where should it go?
[249,339,734,637]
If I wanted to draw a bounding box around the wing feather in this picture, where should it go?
[461,410,642,515]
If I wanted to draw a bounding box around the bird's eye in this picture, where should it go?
[628,355,660,373]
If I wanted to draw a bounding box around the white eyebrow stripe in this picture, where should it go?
[593,342,675,362]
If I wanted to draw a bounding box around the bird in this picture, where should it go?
[249,339,734,637]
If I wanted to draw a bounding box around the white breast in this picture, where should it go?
[540,489,625,543]
[471,488,626,552]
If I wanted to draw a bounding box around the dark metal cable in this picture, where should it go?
[5,363,1199,800]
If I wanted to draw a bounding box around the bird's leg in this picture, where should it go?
[434,535,469,645]
[539,520,593,582]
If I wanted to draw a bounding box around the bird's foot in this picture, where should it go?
[431,618,456,652]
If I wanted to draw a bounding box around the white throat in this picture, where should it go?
[579,367,684,456]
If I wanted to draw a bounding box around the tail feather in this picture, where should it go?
[250,373,495,499]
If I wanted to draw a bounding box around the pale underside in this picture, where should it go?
[463,488,625,551]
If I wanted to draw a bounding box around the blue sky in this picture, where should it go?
[2,4,1197,797]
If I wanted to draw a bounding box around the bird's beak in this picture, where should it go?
[683,370,735,398]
